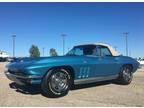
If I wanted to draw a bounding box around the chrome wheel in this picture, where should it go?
[118,65,133,85]
[50,72,68,93]
[123,67,132,82]
[41,68,72,97]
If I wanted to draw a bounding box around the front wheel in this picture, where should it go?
[118,65,133,85]
[41,68,72,98]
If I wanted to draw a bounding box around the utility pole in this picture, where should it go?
[67,47,70,52]
[123,32,129,56]
[12,34,16,57]
[129,49,131,57]
[61,34,66,55]
[114,46,117,51]
[42,47,45,56]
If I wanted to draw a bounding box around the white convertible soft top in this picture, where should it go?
[94,43,120,56]
[75,42,120,56]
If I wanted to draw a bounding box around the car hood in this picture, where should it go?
[32,55,84,64]
[7,55,84,68]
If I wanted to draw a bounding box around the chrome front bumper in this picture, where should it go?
[5,71,42,85]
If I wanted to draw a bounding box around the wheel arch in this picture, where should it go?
[121,64,133,72]
[45,65,75,81]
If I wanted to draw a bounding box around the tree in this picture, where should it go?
[49,48,58,56]
[29,44,40,57]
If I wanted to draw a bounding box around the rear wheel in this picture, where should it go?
[41,68,72,98]
[118,65,133,85]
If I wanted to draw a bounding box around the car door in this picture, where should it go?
[73,45,120,79]
[93,45,120,76]
[73,45,97,79]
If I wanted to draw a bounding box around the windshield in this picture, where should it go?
[66,45,96,56]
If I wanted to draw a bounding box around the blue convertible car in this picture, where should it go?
[5,43,139,97]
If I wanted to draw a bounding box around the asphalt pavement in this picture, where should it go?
[0,62,144,107]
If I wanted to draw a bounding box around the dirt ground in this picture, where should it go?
[0,62,144,107]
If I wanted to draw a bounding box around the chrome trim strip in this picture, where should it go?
[74,75,118,85]
[5,71,42,79]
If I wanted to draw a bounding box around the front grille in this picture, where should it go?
[8,69,26,76]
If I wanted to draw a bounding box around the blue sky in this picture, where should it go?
[0,2,144,57]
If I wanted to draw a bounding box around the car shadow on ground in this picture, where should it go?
[9,82,42,95]
[9,80,118,97]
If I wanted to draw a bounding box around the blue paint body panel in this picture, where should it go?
[5,54,139,85]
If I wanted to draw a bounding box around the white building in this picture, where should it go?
[0,51,10,58]
[137,58,144,66]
